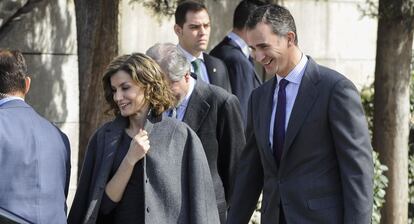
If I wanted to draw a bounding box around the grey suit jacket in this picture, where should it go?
[0,99,71,224]
[183,80,245,215]
[68,114,219,224]
[227,57,373,224]
[203,53,232,92]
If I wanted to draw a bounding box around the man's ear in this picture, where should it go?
[287,31,296,47]
[184,72,191,83]
[174,24,182,36]
[24,77,31,95]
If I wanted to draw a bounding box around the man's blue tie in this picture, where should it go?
[273,79,289,165]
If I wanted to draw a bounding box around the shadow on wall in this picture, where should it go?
[0,0,77,127]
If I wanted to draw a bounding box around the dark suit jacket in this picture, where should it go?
[0,99,70,224]
[68,115,219,224]
[203,53,232,93]
[227,57,373,224]
[210,36,261,126]
[182,80,245,217]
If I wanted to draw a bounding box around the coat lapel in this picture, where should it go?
[261,78,279,170]
[203,53,218,84]
[281,58,320,165]
[102,116,127,174]
[182,81,210,132]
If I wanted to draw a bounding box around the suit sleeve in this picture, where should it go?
[225,58,249,124]
[217,94,246,204]
[59,132,71,199]
[187,127,220,224]
[68,131,99,224]
[328,78,374,224]
[217,59,232,93]
[222,63,232,93]
[227,93,264,224]
[57,131,71,215]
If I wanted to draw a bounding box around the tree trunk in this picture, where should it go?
[374,0,414,223]
[74,0,119,176]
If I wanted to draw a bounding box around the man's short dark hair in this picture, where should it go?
[233,0,267,30]
[246,4,298,45]
[0,49,27,94]
[175,0,208,27]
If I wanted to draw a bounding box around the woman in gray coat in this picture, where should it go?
[68,53,219,224]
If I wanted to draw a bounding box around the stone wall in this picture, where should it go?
[0,0,79,207]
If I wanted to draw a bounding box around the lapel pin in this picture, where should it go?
[213,68,216,73]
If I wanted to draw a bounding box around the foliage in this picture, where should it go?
[372,150,388,224]
[129,0,186,17]
[361,72,414,223]
[249,194,262,224]
[358,0,414,19]
[409,153,414,223]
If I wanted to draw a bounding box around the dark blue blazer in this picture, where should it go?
[211,36,261,126]
[0,99,70,224]
[227,57,373,224]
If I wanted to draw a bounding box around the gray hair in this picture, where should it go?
[246,4,298,45]
[146,43,191,81]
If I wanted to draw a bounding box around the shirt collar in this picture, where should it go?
[227,32,250,58]
[0,96,24,107]
[276,53,308,85]
[177,44,204,62]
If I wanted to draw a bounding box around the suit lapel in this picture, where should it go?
[259,78,279,170]
[182,81,210,132]
[203,53,218,84]
[281,59,320,165]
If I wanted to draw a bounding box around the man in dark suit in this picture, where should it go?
[0,49,71,224]
[210,0,265,126]
[227,4,373,224]
[174,0,232,92]
[147,43,245,223]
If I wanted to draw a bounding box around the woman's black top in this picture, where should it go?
[100,131,145,224]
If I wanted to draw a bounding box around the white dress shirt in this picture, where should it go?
[177,44,210,83]
[269,54,308,148]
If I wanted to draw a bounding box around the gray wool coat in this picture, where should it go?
[68,114,219,224]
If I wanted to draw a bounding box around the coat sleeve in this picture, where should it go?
[60,132,71,214]
[217,94,246,204]
[186,127,220,224]
[224,57,250,125]
[227,92,264,224]
[68,131,99,224]
[328,78,374,224]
